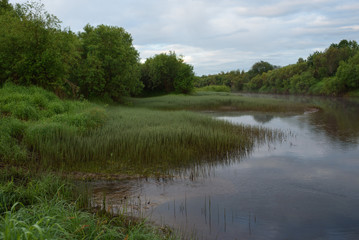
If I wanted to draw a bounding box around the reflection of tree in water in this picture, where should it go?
[253,114,274,124]
[307,99,359,146]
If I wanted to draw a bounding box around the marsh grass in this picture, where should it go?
[1,84,287,175]
[127,92,311,113]
[25,107,283,174]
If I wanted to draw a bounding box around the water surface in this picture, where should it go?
[91,96,359,240]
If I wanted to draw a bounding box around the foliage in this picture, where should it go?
[197,39,359,96]
[247,61,276,78]
[195,85,231,92]
[0,1,143,101]
[227,39,359,96]
[195,71,235,88]
[140,52,195,94]
[74,24,143,100]
[0,1,79,95]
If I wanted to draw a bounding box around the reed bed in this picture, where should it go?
[1,83,285,175]
[25,107,283,174]
[127,92,311,113]
[0,84,289,239]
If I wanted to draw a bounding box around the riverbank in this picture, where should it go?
[0,84,316,239]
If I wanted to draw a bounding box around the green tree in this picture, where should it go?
[0,0,13,14]
[0,1,79,95]
[174,63,194,93]
[335,52,359,90]
[76,24,143,100]
[248,61,275,78]
[141,52,195,94]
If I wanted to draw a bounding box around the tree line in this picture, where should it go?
[197,40,359,96]
[0,0,195,100]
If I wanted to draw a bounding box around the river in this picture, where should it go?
[91,96,359,240]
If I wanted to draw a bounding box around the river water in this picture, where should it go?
[91,96,359,240]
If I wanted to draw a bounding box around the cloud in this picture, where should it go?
[8,0,359,75]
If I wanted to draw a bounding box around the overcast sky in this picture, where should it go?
[9,0,359,75]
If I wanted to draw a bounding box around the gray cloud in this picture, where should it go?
[9,0,359,75]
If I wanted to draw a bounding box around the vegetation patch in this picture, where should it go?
[128,92,312,113]
[0,168,175,240]
[0,84,288,175]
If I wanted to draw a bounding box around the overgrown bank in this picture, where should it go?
[0,168,175,239]
[0,83,312,239]
[1,83,291,174]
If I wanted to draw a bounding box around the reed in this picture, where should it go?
[0,84,287,175]
[25,107,282,174]
[127,92,311,113]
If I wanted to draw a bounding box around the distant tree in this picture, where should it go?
[248,61,275,78]
[75,24,143,100]
[297,58,305,64]
[141,52,195,94]
[331,39,359,51]
[335,51,359,90]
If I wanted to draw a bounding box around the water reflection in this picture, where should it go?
[91,96,359,240]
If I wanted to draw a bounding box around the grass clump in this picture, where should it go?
[0,83,108,164]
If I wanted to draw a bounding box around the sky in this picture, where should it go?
[9,0,359,75]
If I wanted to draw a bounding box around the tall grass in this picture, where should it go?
[25,107,283,174]
[1,83,286,174]
[0,83,107,164]
[127,92,312,113]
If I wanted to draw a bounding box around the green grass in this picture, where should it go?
[0,169,175,240]
[24,107,282,174]
[0,84,311,239]
[1,83,286,175]
[127,92,312,113]
[0,83,108,165]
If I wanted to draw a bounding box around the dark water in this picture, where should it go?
[91,97,359,240]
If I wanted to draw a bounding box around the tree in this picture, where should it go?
[248,61,275,78]
[174,63,194,94]
[335,51,359,90]
[0,0,12,14]
[75,24,143,100]
[0,1,79,95]
[141,52,195,94]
